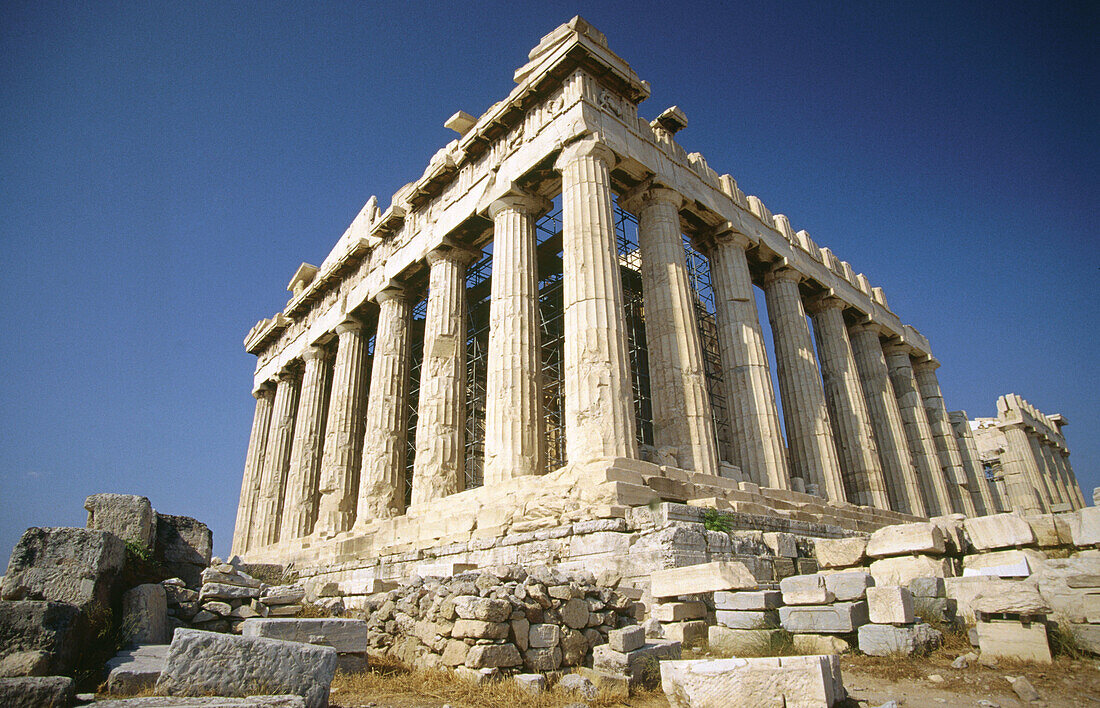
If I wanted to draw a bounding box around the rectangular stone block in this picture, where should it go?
[780,574,834,606]
[962,514,1036,551]
[814,537,867,569]
[1,527,125,614]
[1070,507,1100,547]
[868,555,952,587]
[822,571,873,601]
[866,586,914,625]
[715,610,779,630]
[652,601,707,622]
[762,532,798,558]
[907,577,945,598]
[593,639,682,683]
[240,618,367,653]
[962,549,1046,577]
[857,623,941,656]
[944,576,1025,624]
[609,625,645,653]
[659,655,844,708]
[650,561,757,598]
[866,523,945,558]
[779,601,869,634]
[713,590,782,611]
[662,620,709,648]
[977,619,1051,664]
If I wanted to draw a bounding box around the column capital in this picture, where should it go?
[301,345,329,362]
[804,294,846,316]
[334,318,364,336]
[252,382,275,399]
[618,180,682,215]
[373,283,407,305]
[275,366,298,383]
[762,264,803,287]
[912,356,941,373]
[880,339,914,357]
[848,320,887,337]
[711,224,753,250]
[554,136,617,172]
[425,243,481,268]
[488,190,551,219]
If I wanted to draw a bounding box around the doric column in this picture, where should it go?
[279,346,332,540]
[355,287,412,523]
[1038,441,1072,509]
[848,324,926,516]
[948,411,997,516]
[883,344,952,516]
[231,384,274,555]
[1029,435,1064,508]
[1057,451,1086,509]
[762,266,845,502]
[412,245,478,505]
[808,298,890,509]
[314,320,370,537]
[250,368,301,548]
[1000,423,1046,514]
[483,193,549,485]
[553,138,637,462]
[703,228,789,489]
[622,184,718,475]
[912,359,977,516]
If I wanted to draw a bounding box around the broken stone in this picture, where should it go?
[513,673,546,694]
[662,620,708,647]
[123,584,169,645]
[868,555,952,586]
[977,620,1051,664]
[557,672,598,699]
[85,493,156,549]
[866,523,945,558]
[0,600,81,677]
[713,590,782,611]
[528,623,561,648]
[240,618,368,653]
[780,574,835,605]
[715,610,779,630]
[866,586,914,625]
[650,561,757,598]
[814,537,868,569]
[822,571,874,601]
[0,676,75,708]
[779,601,869,634]
[452,595,511,622]
[608,625,644,653]
[791,634,850,655]
[660,655,844,707]
[1,527,126,613]
[652,601,707,622]
[465,643,522,669]
[106,644,169,695]
[857,623,941,656]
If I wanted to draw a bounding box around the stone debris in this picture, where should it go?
[1006,675,1041,703]
[780,574,834,606]
[650,561,757,598]
[593,639,681,687]
[0,600,81,677]
[1,527,126,613]
[791,634,850,655]
[963,513,1036,551]
[557,672,598,698]
[124,583,169,645]
[106,644,169,695]
[866,586,914,625]
[856,623,941,656]
[85,493,157,550]
[780,602,868,634]
[241,618,367,653]
[813,537,868,569]
[513,672,546,694]
[660,655,844,707]
[866,523,945,558]
[154,514,213,589]
[821,570,874,601]
[977,619,1052,664]
[0,675,75,708]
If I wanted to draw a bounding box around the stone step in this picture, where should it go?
[106,644,170,695]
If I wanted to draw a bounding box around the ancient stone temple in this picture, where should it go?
[230,18,1079,597]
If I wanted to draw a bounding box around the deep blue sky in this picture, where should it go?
[2,2,1096,558]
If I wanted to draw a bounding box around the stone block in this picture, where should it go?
[857,623,941,656]
[200,583,261,601]
[1,527,125,613]
[575,666,630,699]
[929,514,967,554]
[528,623,560,648]
[866,586,914,625]
[650,561,756,598]
[907,577,945,598]
[123,584,168,645]
[659,655,844,708]
[608,625,644,653]
[707,626,786,655]
[240,618,368,653]
[962,514,1035,551]
[962,548,1046,577]
[85,493,156,549]
[779,601,869,634]
[155,514,212,588]
[662,620,708,647]
[866,523,945,558]
[106,644,168,694]
[944,576,1026,624]
[466,643,522,669]
[514,672,546,695]
[814,537,867,569]
[560,597,589,629]
[780,574,834,605]
[713,590,782,611]
[912,596,956,624]
[0,676,74,708]
[1027,514,1073,547]
[560,627,587,666]
[791,634,850,655]
[762,532,797,558]
[822,571,873,601]
[155,629,337,708]
[715,610,779,630]
[593,640,681,686]
[451,619,509,640]
[0,600,81,676]
[652,601,706,622]
[201,569,261,588]
[452,595,510,622]
[977,619,1051,663]
[973,586,1050,615]
[868,555,952,586]
[557,672,598,699]
[261,585,305,605]
[522,646,562,671]
[1070,507,1100,547]
[1070,623,1100,655]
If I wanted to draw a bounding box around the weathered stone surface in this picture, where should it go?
[652,601,706,622]
[813,537,868,569]
[124,584,168,645]
[465,643,522,669]
[857,623,941,656]
[557,672,598,698]
[593,640,681,685]
[963,514,1036,551]
[906,577,945,598]
[0,676,75,708]
[779,601,869,634]
[715,610,779,630]
[522,646,562,671]
[107,644,169,695]
[200,583,260,601]
[866,586,914,625]
[707,627,785,655]
[451,619,509,640]
[662,620,708,647]
[713,591,782,611]
[0,651,52,677]
[155,515,212,588]
[560,627,588,666]
[1070,623,1100,655]
[240,618,368,653]
[528,623,560,648]
[0,601,81,676]
[791,634,850,655]
[822,571,874,601]
[560,597,589,629]
[1027,514,1072,548]
[866,523,944,558]
[1070,507,1100,547]
[780,575,834,606]
[1030,557,1100,623]
[962,548,1046,577]
[977,619,1051,663]
[944,577,1029,623]
[155,629,337,708]
[85,493,156,549]
[973,586,1050,615]
[650,561,756,598]
[608,625,644,653]
[452,595,511,622]
[514,672,546,694]
[200,569,261,589]
[868,555,952,586]
[261,586,305,605]
[2,527,125,613]
[660,655,844,708]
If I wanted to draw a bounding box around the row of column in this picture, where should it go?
[999,423,1084,515]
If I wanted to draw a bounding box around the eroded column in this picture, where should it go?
[1038,441,1071,509]
[355,287,412,523]
[912,359,977,517]
[705,228,789,489]
[483,193,548,485]
[1030,436,1066,508]
[280,346,332,540]
[314,320,370,537]
[1057,451,1086,509]
[231,384,274,555]
[412,246,478,505]
[250,368,301,548]
[948,411,997,516]
[554,138,637,462]
[625,185,718,475]
[849,324,926,516]
[1001,423,1046,514]
[762,266,844,502]
[883,344,952,516]
[809,298,890,509]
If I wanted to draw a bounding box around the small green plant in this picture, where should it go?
[702,508,732,533]
[125,540,152,562]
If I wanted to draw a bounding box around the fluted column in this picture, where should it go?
[1038,441,1071,509]
[883,344,952,516]
[762,266,844,502]
[1057,451,1086,509]
[412,246,478,505]
[948,411,997,516]
[623,185,718,475]
[314,320,370,537]
[280,346,332,540]
[704,228,789,489]
[232,384,274,555]
[1030,436,1066,508]
[1001,423,1046,514]
[809,298,890,509]
[355,287,412,523]
[912,359,977,516]
[849,324,926,516]
[553,138,637,462]
[483,193,549,485]
[250,368,301,548]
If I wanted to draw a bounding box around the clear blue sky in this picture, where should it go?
[2,2,1096,559]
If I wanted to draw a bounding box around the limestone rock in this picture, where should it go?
[780,574,834,606]
[452,595,511,622]
[608,625,644,653]
[85,493,156,549]
[822,571,874,601]
[523,646,562,671]
[652,601,706,621]
[660,655,844,708]
[857,623,941,656]
[715,610,779,630]
[866,523,945,558]
[514,673,546,694]
[155,515,212,588]
[662,620,708,647]
[977,620,1051,663]
[779,601,869,634]
[907,577,945,598]
[528,623,561,648]
[0,676,75,708]
[106,644,169,695]
[650,561,756,598]
[791,634,850,655]
[865,587,914,625]
[868,555,952,586]
[973,586,1050,615]
[0,651,51,678]
[944,577,1031,624]
[593,640,681,686]
[962,514,1036,551]
[1070,507,1100,547]
[560,627,588,665]
[200,583,260,601]
[1,527,125,613]
[707,626,785,655]
[452,619,509,639]
[814,537,868,569]
[155,629,337,708]
[0,600,81,676]
[713,591,781,611]
[557,672,598,699]
[261,585,305,605]
[124,584,168,645]
[240,618,368,653]
[465,643,521,669]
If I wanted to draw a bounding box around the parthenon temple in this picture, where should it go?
[230,17,1084,590]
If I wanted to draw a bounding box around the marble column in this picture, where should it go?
[231,384,274,555]
[1038,441,1072,509]
[554,138,637,462]
[704,228,789,489]
[1057,451,1086,509]
[762,266,845,502]
[250,368,301,548]
[883,344,953,516]
[912,359,977,516]
[280,346,332,540]
[355,287,413,523]
[625,185,719,475]
[1001,423,1046,514]
[1030,436,1066,508]
[483,193,549,485]
[949,411,998,516]
[848,324,926,516]
[314,320,370,537]
[412,245,478,505]
[809,298,890,509]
